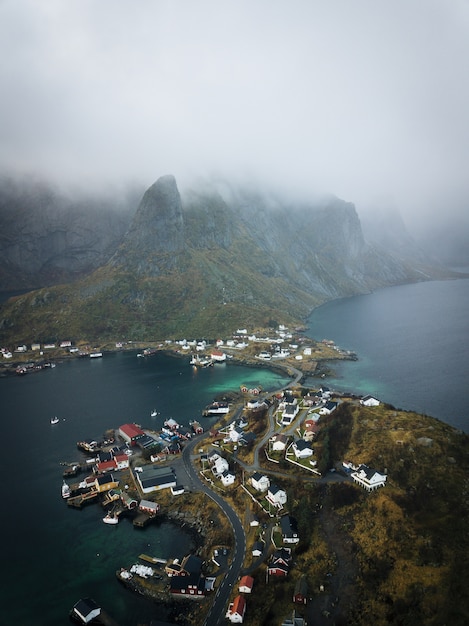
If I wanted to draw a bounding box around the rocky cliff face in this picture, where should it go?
[0,176,136,291]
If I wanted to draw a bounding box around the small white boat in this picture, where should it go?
[62,481,71,499]
[150,409,158,417]
[51,416,59,425]
[103,513,118,525]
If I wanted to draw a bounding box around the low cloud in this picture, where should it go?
[1,0,469,231]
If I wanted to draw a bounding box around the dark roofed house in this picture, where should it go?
[169,572,206,596]
[280,515,299,544]
[71,598,101,624]
[137,466,177,494]
[293,576,308,605]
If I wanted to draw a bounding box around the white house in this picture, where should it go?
[250,472,270,492]
[360,395,380,407]
[319,401,338,415]
[351,465,387,491]
[239,575,254,593]
[212,457,229,476]
[71,598,101,624]
[267,484,287,508]
[292,439,313,459]
[271,433,289,452]
[220,470,236,487]
[226,595,246,623]
[282,403,300,425]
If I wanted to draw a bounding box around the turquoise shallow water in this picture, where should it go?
[0,351,289,625]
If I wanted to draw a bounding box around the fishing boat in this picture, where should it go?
[103,512,119,525]
[203,401,230,416]
[51,416,59,425]
[62,481,71,499]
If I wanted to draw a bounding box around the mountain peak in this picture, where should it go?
[111,175,185,274]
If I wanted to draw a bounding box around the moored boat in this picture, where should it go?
[62,481,71,499]
[103,512,119,525]
[50,416,59,424]
[203,401,230,416]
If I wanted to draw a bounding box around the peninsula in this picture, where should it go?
[56,325,469,626]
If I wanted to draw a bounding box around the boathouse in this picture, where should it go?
[71,598,101,624]
[119,423,145,445]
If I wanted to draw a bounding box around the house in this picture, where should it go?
[212,456,229,476]
[138,499,159,515]
[71,598,101,624]
[171,484,185,495]
[220,470,236,487]
[113,453,130,470]
[267,484,287,508]
[226,595,246,623]
[136,466,177,494]
[360,394,380,407]
[280,515,299,544]
[121,491,139,510]
[118,423,145,446]
[351,464,387,491]
[271,433,289,452]
[282,403,300,425]
[292,439,313,459]
[268,548,292,576]
[190,420,203,435]
[169,572,206,596]
[94,473,119,493]
[239,431,256,447]
[293,576,308,604]
[319,401,338,415]
[94,459,117,475]
[250,472,270,492]
[239,575,254,593]
[252,541,264,557]
[229,426,245,444]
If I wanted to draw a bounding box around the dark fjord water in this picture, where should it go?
[0,352,289,626]
[307,278,469,432]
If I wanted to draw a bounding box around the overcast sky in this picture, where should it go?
[1,0,469,228]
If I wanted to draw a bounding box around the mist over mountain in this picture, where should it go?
[0,174,459,344]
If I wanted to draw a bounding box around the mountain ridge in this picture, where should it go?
[0,175,459,344]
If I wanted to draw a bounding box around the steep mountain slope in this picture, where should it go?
[0,175,137,290]
[0,175,448,344]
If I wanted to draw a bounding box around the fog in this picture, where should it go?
[1,0,469,235]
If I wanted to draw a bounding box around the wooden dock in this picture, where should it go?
[132,512,156,527]
[67,490,99,508]
[139,554,167,565]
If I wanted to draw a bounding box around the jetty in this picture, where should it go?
[139,554,167,565]
[67,490,99,508]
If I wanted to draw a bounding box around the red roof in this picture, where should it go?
[239,575,254,590]
[232,595,246,616]
[119,423,144,439]
[97,459,117,473]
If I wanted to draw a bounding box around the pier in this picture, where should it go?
[67,490,99,508]
[138,554,167,565]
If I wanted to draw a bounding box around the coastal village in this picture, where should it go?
[10,324,393,626]
[3,321,468,626]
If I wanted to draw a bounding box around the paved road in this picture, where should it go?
[181,436,246,626]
